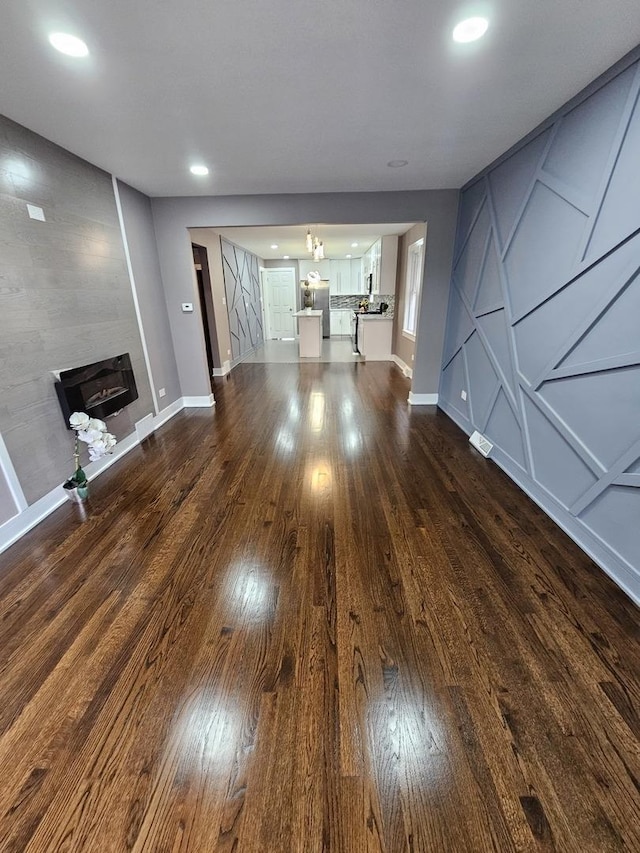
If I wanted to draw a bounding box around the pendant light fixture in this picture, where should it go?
[306,227,325,260]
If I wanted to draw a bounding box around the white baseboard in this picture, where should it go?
[391,354,413,379]
[212,360,231,377]
[135,413,155,442]
[183,394,216,408]
[154,396,185,428]
[0,398,187,557]
[408,392,439,406]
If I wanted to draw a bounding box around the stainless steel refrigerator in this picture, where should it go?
[300,280,330,337]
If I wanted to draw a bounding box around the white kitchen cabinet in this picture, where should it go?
[330,309,352,336]
[358,316,392,360]
[350,258,364,294]
[379,235,398,295]
[330,259,352,294]
[299,259,331,281]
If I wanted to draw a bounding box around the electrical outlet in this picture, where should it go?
[227,349,231,356]
[159,387,166,398]
[222,297,226,305]
[411,354,414,362]
[461,390,467,401]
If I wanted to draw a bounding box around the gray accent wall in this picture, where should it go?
[220,239,264,361]
[151,190,458,397]
[439,57,640,603]
[115,181,181,407]
[0,116,154,504]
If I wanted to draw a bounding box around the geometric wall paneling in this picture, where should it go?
[504,181,589,322]
[570,434,640,518]
[441,284,475,367]
[452,201,492,305]
[527,229,640,389]
[440,54,640,602]
[455,179,488,256]
[464,331,500,430]
[541,64,636,204]
[440,349,471,423]
[221,238,264,361]
[512,265,608,385]
[522,395,598,509]
[538,365,640,472]
[475,308,518,406]
[582,65,640,265]
[625,457,640,474]
[554,264,640,374]
[484,388,527,472]
[579,486,640,575]
[488,128,552,250]
[473,233,504,317]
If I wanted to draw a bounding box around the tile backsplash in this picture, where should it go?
[330,293,395,314]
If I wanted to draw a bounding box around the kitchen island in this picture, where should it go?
[355,313,393,360]
[294,309,323,357]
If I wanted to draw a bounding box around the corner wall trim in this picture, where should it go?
[212,360,231,377]
[183,394,215,408]
[0,433,27,514]
[0,399,186,557]
[112,175,160,416]
[392,354,413,379]
[408,392,438,405]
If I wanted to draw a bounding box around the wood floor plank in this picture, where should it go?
[0,361,637,851]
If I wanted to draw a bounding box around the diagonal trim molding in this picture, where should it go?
[440,53,640,602]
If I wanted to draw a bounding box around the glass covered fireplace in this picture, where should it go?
[54,353,138,428]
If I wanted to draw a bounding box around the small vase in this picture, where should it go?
[63,483,89,503]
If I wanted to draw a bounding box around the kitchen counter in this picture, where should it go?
[294,309,323,357]
[354,313,393,360]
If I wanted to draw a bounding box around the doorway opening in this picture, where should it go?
[192,243,219,379]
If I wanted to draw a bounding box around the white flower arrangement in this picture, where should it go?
[65,412,117,495]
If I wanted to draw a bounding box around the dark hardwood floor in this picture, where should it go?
[0,362,638,852]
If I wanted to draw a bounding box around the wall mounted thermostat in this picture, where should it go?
[181,303,194,313]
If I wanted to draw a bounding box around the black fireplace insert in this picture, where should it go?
[55,353,138,428]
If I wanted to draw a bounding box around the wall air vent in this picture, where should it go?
[469,430,493,458]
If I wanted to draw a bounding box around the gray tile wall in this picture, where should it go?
[0,116,153,504]
[439,58,640,602]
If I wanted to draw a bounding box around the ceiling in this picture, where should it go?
[1,1,640,197]
[209,223,416,260]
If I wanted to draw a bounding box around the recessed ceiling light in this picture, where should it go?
[351,242,358,247]
[283,255,290,259]
[452,17,489,43]
[346,254,352,259]
[48,32,89,57]
[387,160,408,168]
[271,244,279,249]
[190,165,209,176]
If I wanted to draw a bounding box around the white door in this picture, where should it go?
[263,269,297,338]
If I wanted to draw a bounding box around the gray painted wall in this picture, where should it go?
[151,191,458,397]
[189,229,233,370]
[116,180,181,407]
[392,223,427,369]
[0,116,153,504]
[439,57,640,603]
[220,239,264,361]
